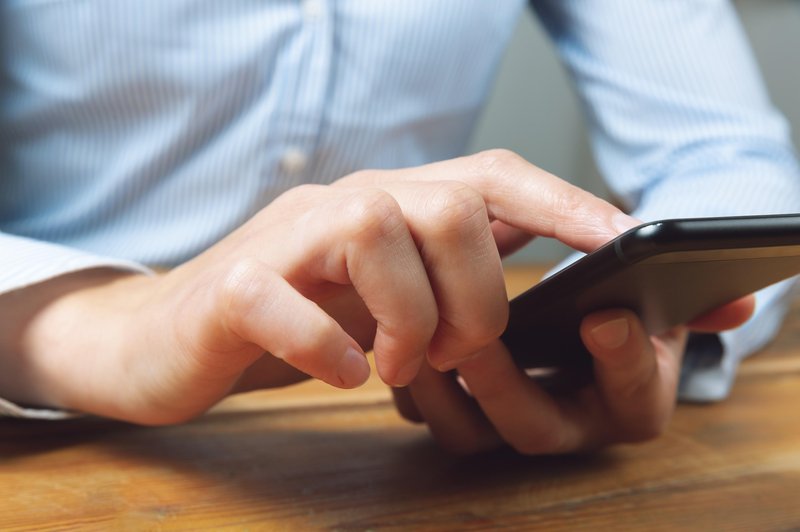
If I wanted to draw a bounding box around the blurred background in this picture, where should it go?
[472,1,800,263]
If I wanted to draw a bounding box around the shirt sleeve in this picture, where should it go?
[0,231,154,418]
[532,0,800,400]
[0,232,153,295]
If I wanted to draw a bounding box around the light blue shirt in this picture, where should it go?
[1,0,799,414]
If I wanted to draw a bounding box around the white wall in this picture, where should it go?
[470,1,800,263]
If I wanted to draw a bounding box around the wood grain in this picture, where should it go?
[2,266,799,531]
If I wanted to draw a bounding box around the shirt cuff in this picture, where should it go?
[679,277,796,401]
[0,232,153,295]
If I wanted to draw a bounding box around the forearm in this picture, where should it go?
[534,0,800,213]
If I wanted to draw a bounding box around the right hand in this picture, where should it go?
[0,150,639,424]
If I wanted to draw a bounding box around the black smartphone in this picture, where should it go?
[500,213,800,373]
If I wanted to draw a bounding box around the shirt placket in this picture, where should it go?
[277,0,333,185]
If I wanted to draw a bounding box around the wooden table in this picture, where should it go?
[2,266,799,531]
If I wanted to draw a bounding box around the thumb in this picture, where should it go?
[580,309,684,442]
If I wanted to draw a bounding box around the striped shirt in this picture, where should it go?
[1,0,799,416]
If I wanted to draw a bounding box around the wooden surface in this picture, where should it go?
[2,266,800,531]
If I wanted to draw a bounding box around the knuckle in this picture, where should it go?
[274,183,326,208]
[216,259,276,334]
[287,183,324,198]
[334,169,377,187]
[332,168,395,187]
[548,188,598,241]
[424,182,487,234]
[470,148,524,179]
[342,189,405,243]
[554,186,591,218]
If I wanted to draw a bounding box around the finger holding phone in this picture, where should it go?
[392,296,754,455]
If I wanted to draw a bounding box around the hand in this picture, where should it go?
[0,150,638,425]
[392,297,755,454]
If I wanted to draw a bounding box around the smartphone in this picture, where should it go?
[500,213,800,373]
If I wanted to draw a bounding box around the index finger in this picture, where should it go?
[335,149,640,252]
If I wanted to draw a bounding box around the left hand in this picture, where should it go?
[392,297,754,454]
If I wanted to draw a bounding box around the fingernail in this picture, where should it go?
[590,318,630,349]
[612,213,641,235]
[338,346,370,387]
[392,356,424,387]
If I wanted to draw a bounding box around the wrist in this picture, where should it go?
[0,269,156,413]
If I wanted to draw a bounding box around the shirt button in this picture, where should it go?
[280,147,309,175]
[302,0,324,20]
